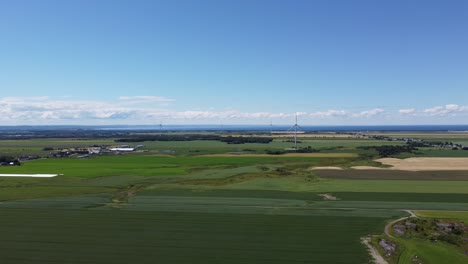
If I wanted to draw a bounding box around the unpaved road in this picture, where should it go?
[362,210,416,264]
[361,236,389,264]
[384,210,416,238]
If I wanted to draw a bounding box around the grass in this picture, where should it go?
[0,155,353,178]
[397,238,467,264]
[413,210,468,222]
[0,208,387,264]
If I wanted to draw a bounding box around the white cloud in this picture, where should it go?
[308,108,385,119]
[310,110,348,118]
[2,96,467,125]
[352,108,385,118]
[422,104,468,116]
[399,108,416,115]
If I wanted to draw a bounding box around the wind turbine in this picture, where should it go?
[159,121,163,136]
[288,113,303,150]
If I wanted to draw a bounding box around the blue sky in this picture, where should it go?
[1,0,467,125]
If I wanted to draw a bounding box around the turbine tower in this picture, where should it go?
[159,121,163,136]
[288,113,303,150]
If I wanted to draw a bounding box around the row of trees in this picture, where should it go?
[221,136,272,144]
[359,144,418,157]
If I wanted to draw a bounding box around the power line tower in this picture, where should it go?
[288,113,303,150]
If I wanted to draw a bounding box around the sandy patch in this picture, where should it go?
[0,174,58,178]
[310,166,344,170]
[377,157,468,171]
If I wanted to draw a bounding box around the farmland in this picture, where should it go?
[0,208,387,264]
[0,130,468,263]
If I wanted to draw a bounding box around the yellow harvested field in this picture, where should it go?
[201,153,357,157]
[352,158,468,171]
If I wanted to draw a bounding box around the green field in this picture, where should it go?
[0,208,387,264]
[396,238,467,264]
[0,134,467,263]
[414,210,468,222]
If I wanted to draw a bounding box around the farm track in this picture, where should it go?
[361,236,389,264]
[362,210,416,264]
[384,210,416,238]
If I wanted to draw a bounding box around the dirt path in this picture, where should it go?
[361,236,389,264]
[384,210,416,238]
[361,210,416,264]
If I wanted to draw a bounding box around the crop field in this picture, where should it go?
[0,132,467,263]
[164,177,468,194]
[0,208,388,264]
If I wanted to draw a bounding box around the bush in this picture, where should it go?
[265,149,286,155]
[0,156,21,166]
[295,146,318,153]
